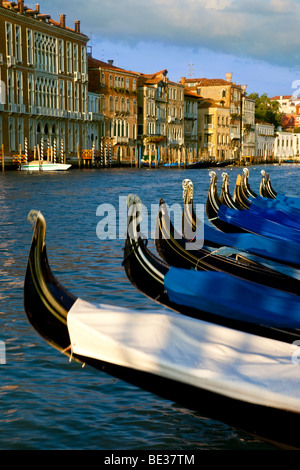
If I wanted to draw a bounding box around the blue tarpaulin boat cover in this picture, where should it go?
[217,204,300,243]
[203,223,300,267]
[164,267,300,328]
[249,194,300,213]
[246,202,300,230]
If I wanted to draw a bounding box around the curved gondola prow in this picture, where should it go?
[259,170,271,198]
[232,174,251,210]
[220,173,243,210]
[265,172,277,199]
[182,179,199,238]
[206,171,221,216]
[123,194,168,302]
[242,168,257,198]
[23,210,77,354]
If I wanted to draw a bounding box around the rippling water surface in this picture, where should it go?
[0,163,298,450]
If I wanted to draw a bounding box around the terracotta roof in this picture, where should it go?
[270,95,292,100]
[184,90,201,99]
[2,1,88,37]
[88,56,140,76]
[184,78,240,87]
[255,119,274,126]
[138,69,168,85]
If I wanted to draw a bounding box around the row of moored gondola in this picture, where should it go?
[23,168,300,449]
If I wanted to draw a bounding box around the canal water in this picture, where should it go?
[0,163,298,450]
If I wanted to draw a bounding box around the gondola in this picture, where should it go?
[23,212,300,450]
[215,158,235,168]
[206,172,300,243]
[183,177,300,269]
[260,170,277,199]
[141,159,163,168]
[155,197,300,295]
[162,161,207,169]
[241,168,257,199]
[240,169,300,217]
[220,172,245,210]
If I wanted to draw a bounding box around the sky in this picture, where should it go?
[37,0,300,98]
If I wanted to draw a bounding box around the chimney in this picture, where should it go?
[225,73,232,83]
[18,0,24,13]
[75,20,80,33]
[181,77,186,86]
[60,14,66,28]
[35,3,39,13]
[108,60,114,65]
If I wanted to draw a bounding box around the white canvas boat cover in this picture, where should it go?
[67,298,300,413]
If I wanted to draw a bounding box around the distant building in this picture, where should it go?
[197,97,231,161]
[137,69,168,162]
[88,56,138,164]
[242,96,256,157]
[0,0,89,162]
[274,131,300,161]
[183,90,199,160]
[181,74,252,160]
[270,95,296,114]
[270,94,300,131]
[137,70,185,164]
[255,120,275,159]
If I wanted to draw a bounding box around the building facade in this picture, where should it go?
[181,73,250,160]
[88,56,138,164]
[274,131,300,161]
[183,90,198,161]
[255,120,275,160]
[137,69,168,163]
[198,98,231,161]
[242,96,256,157]
[0,0,90,163]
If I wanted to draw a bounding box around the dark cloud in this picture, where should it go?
[42,0,300,69]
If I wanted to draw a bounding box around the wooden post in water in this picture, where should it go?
[24,137,28,163]
[77,144,81,168]
[1,144,4,172]
[40,138,44,162]
[60,139,63,163]
[53,139,56,164]
[92,141,95,166]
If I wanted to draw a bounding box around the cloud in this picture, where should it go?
[43,0,300,70]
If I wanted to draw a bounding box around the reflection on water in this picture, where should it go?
[0,164,296,450]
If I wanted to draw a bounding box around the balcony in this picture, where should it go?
[114,136,129,144]
[204,142,213,148]
[185,112,197,119]
[88,112,104,122]
[230,132,240,140]
[68,110,82,120]
[204,123,214,130]
[8,103,26,113]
